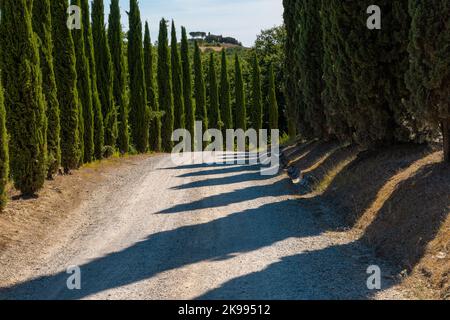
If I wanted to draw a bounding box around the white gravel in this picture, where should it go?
[0,154,409,300]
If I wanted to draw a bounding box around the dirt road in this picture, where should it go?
[0,154,408,300]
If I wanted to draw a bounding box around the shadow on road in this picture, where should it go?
[0,160,401,300]
[160,179,290,214]
[177,164,260,178]
[197,239,395,300]
[1,197,323,300]
[171,171,272,190]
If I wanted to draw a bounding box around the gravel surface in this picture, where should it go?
[0,154,409,300]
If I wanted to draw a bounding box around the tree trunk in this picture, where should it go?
[442,119,450,163]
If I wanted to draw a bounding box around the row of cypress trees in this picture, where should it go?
[0,0,280,204]
[283,0,450,162]
[157,19,279,149]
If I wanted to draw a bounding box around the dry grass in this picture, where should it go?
[284,141,449,299]
[0,154,154,257]
[312,156,357,195]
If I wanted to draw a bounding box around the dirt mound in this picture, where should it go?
[282,141,449,299]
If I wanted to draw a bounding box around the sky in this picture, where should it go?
[106,0,284,47]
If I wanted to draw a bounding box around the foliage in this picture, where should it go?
[32,0,61,176]
[157,18,174,152]
[51,0,80,172]
[171,21,185,130]
[128,0,150,153]
[109,0,129,154]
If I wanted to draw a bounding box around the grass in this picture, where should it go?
[284,141,449,299]
[312,155,357,194]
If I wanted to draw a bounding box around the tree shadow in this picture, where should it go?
[172,171,272,190]
[177,165,260,178]
[196,239,398,300]
[318,144,431,227]
[162,152,263,171]
[289,141,341,172]
[283,140,318,160]
[159,179,291,214]
[11,194,40,201]
[361,161,450,274]
[162,162,234,171]
[285,143,448,297]
[300,145,358,188]
[0,200,321,300]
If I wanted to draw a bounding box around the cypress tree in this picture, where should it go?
[320,0,351,142]
[157,18,174,152]
[181,27,195,149]
[144,22,161,152]
[128,0,149,153]
[32,0,61,177]
[268,64,279,130]
[109,0,129,154]
[282,0,300,138]
[171,21,185,130]
[250,52,263,131]
[92,0,117,148]
[220,50,233,131]
[50,0,80,173]
[0,0,47,193]
[295,1,325,139]
[0,80,9,209]
[388,1,415,141]
[406,0,450,162]
[234,54,246,131]
[208,52,222,130]
[71,0,93,164]
[81,0,104,160]
[330,1,412,147]
[194,41,208,135]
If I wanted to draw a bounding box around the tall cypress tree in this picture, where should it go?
[171,21,185,130]
[109,0,129,154]
[71,0,93,164]
[220,50,233,131]
[92,0,117,148]
[268,64,279,131]
[234,54,246,131]
[81,0,104,160]
[50,0,80,173]
[282,0,299,138]
[128,0,149,153]
[250,52,263,131]
[0,79,9,209]
[330,1,412,147]
[144,22,161,152]
[407,0,450,162]
[320,0,351,142]
[181,27,195,148]
[0,0,47,193]
[208,52,222,130]
[32,0,61,177]
[295,1,326,139]
[194,41,208,135]
[158,18,174,152]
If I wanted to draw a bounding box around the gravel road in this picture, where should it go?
[0,154,408,300]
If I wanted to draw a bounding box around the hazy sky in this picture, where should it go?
[106,0,284,47]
